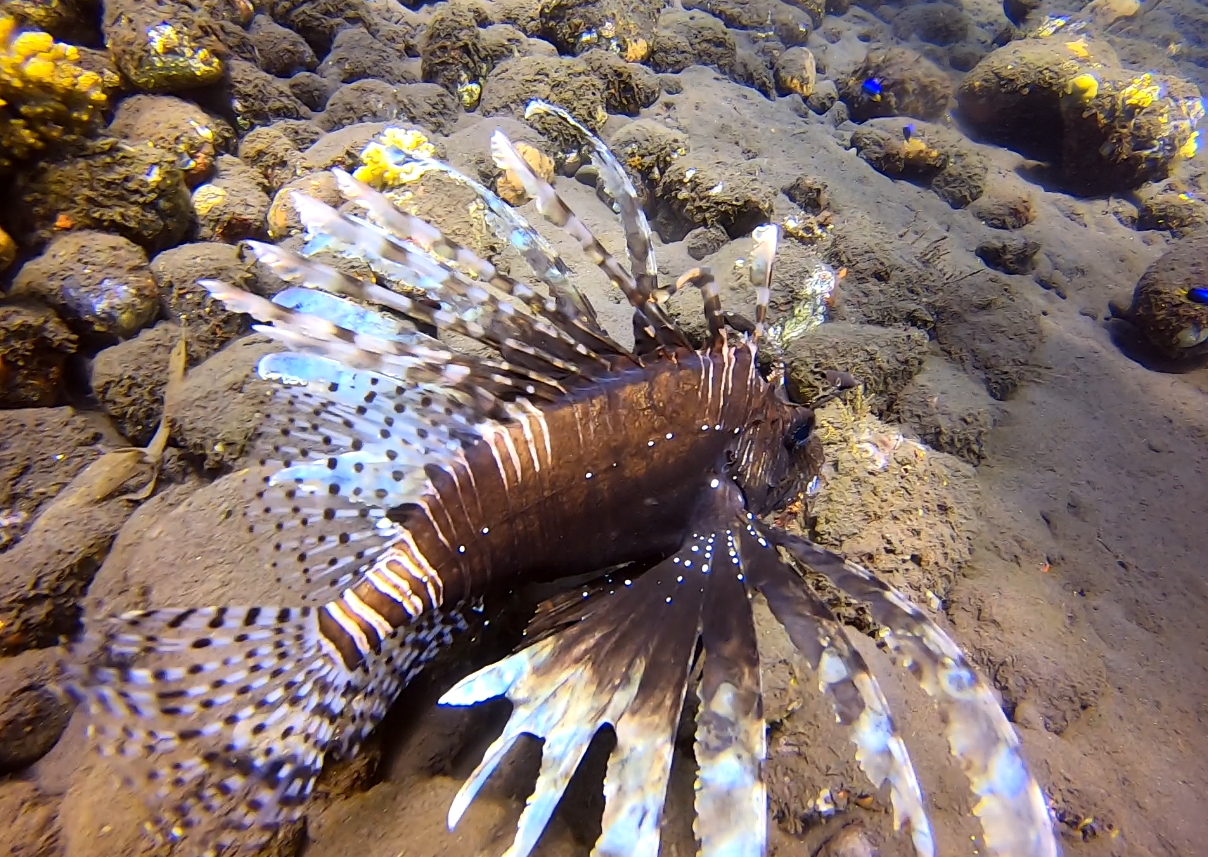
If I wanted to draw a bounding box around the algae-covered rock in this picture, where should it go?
[10,230,160,343]
[782,322,929,415]
[0,302,77,407]
[1134,180,1208,236]
[191,154,272,243]
[896,357,1002,465]
[850,118,987,208]
[420,1,490,109]
[648,8,736,75]
[226,58,313,131]
[90,322,185,445]
[655,157,777,241]
[1058,68,1203,194]
[0,11,110,172]
[8,138,193,253]
[480,55,607,149]
[247,13,318,77]
[976,235,1042,275]
[151,241,256,356]
[683,0,814,46]
[103,0,223,91]
[891,1,969,46]
[539,0,661,62]
[1111,234,1208,360]
[774,46,816,98]
[840,45,953,122]
[957,37,1120,156]
[321,25,416,86]
[108,94,235,188]
[580,48,660,115]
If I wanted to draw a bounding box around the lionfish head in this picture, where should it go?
[732,395,824,516]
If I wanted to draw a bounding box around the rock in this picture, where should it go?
[481,23,557,65]
[782,174,828,214]
[1059,68,1204,194]
[684,224,731,260]
[655,156,777,242]
[957,37,1119,160]
[1110,234,1208,360]
[580,49,661,116]
[263,0,379,56]
[7,138,193,254]
[782,322,930,414]
[0,648,71,773]
[816,820,880,857]
[1134,180,1208,236]
[683,0,814,46]
[947,40,986,71]
[539,0,661,62]
[933,272,1041,399]
[225,58,313,132]
[730,49,776,99]
[649,9,736,75]
[107,94,235,188]
[151,241,257,357]
[774,46,817,98]
[320,26,417,86]
[420,1,490,109]
[0,303,77,408]
[895,357,1001,464]
[976,235,1042,274]
[0,781,59,855]
[850,119,987,208]
[288,70,336,111]
[809,399,979,605]
[267,172,343,240]
[237,124,311,191]
[840,45,952,122]
[90,323,186,446]
[320,80,461,135]
[102,0,224,92]
[191,154,272,243]
[892,1,969,45]
[247,13,318,77]
[172,335,282,469]
[9,231,160,344]
[969,177,1035,229]
[608,118,688,187]
[956,37,1199,192]
[0,408,125,550]
[0,455,147,655]
[806,78,838,114]
[480,55,607,149]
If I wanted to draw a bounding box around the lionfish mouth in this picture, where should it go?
[62,100,1060,857]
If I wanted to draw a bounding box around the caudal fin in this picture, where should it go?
[66,606,351,854]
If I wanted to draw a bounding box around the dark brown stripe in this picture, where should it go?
[352,577,413,628]
[317,605,364,670]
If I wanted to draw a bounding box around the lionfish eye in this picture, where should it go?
[787,420,814,450]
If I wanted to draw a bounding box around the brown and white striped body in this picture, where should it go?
[320,342,786,670]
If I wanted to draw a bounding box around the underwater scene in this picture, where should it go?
[0,0,1205,855]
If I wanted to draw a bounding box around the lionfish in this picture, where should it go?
[66,101,1059,857]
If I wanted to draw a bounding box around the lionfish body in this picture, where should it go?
[67,102,1060,857]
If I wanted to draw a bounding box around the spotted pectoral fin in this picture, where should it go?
[738,530,936,857]
[439,553,705,857]
[758,526,1060,857]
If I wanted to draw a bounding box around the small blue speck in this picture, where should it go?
[862,78,883,98]
[1188,286,1208,304]
[903,123,915,141]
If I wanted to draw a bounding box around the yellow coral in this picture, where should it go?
[0,12,107,171]
[1121,73,1162,109]
[352,127,438,190]
[1069,72,1099,99]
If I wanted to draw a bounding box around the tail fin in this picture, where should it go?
[66,606,351,854]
